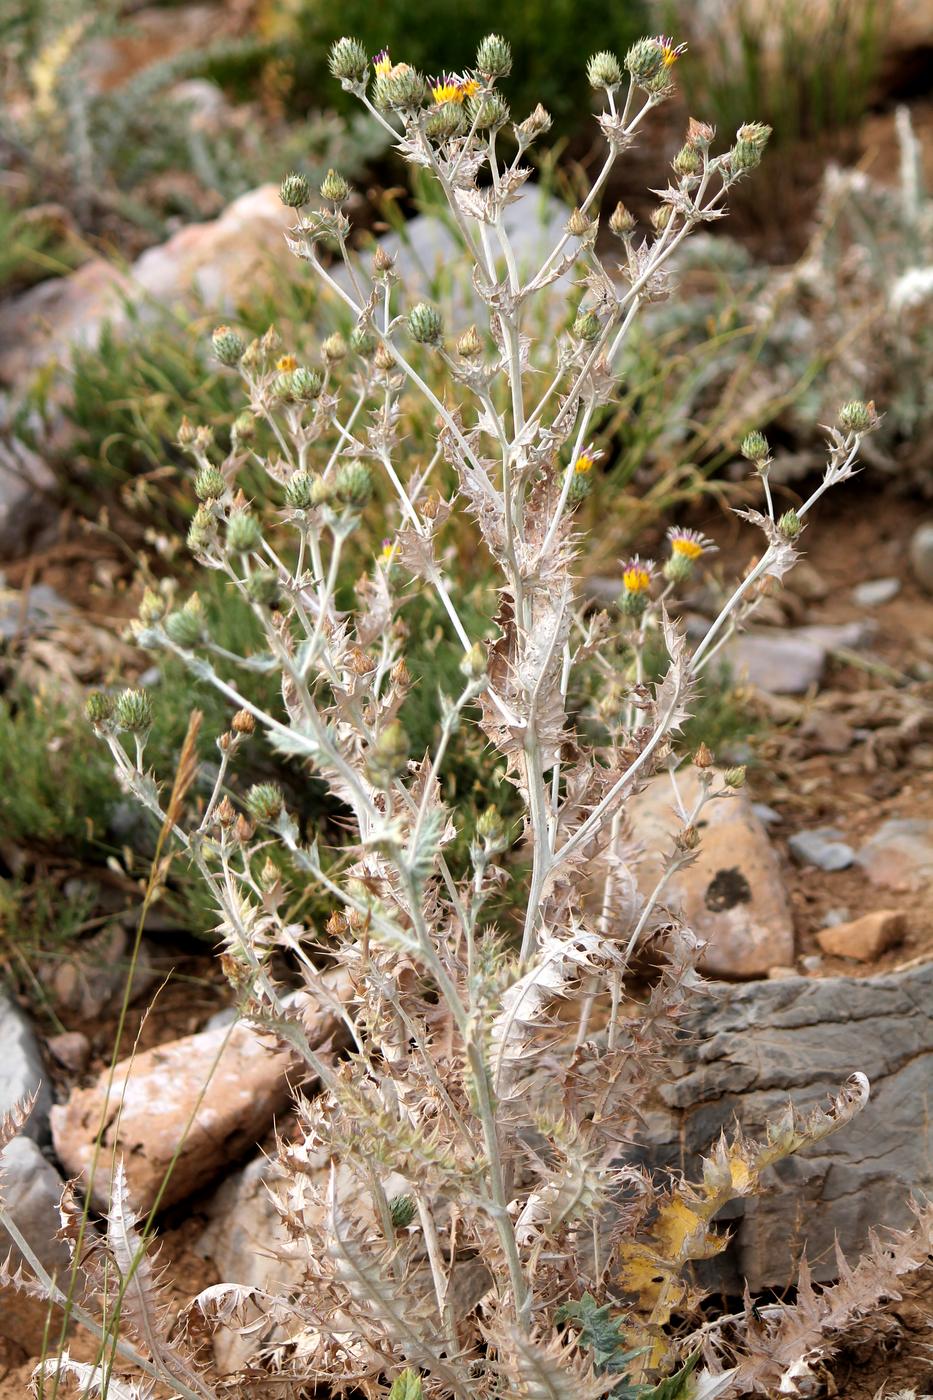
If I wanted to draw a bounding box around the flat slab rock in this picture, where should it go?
[633,961,933,1292]
[51,1019,296,1213]
[627,769,794,978]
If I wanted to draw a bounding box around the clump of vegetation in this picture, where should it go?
[5,26,929,1400]
[666,0,884,151]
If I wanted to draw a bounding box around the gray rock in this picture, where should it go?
[0,579,73,640]
[788,826,855,871]
[204,1005,238,1033]
[0,1137,71,1351]
[721,621,874,695]
[626,769,794,979]
[852,576,900,607]
[857,818,933,892]
[751,802,781,826]
[344,192,571,323]
[633,962,933,1291]
[0,439,57,558]
[0,992,51,1142]
[909,521,933,593]
[823,907,851,927]
[40,924,160,1022]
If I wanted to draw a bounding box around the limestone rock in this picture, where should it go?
[816,910,906,961]
[857,818,933,892]
[626,769,794,978]
[721,621,873,694]
[46,1031,91,1074]
[0,992,51,1143]
[0,185,290,387]
[0,1137,71,1356]
[50,978,349,1211]
[51,1021,294,1213]
[634,962,933,1292]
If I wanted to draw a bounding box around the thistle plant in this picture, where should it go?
[9,28,927,1400]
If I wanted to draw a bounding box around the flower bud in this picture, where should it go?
[572,309,601,342]
[651,204,673,233]
[322,333,347,364]
[425,101,468,141]
[476,805,508,855]
[686,117,715,149]
[460,642,487,681]
[374,64,427,111]
[694,742,713,769]
[285,470,314,510]
[724,765,747,789]
[476,33,512,78]
[350,325,376,356]
[212,325,245,366]
[663,551,694,584]
[215,795,236,828]
[625,37,665,86]
[366,721,408,788]
[740,430,770,463]
[587,50,623,89]
[291,366,323,400]
[389,1193,417,1229]
[245,782,284,823]
[609,201,636,236]
[335,461,373,508]
[232,709,256,735]
[85,691,114,726]
[516,103,551,143]
[310,474,333,506]
[838,399,876,434]
[466,91,510,130]
[678,823,701,851]
[165,594,206,647]
[194,466,226,501]
[374,342,395,372]
[328,36,369,85]
[187,503,216,555]
[226,510,262,553]
[673,143,702,177]
[245,568,280,606]
[407,302,443,346]
[730,122,771,175]
[138,588,166,625]
[320,168,350,203]
[280,172,311,208]
[372,245,395,275]
[232,411,256,444]
[114,688,153,734]
[777,509,802,540]
[457,324,482,358]
[177,416,197,447]
[567,206,592,238]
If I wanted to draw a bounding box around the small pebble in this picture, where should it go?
[788,827,855,872]
[767,965,798,980]
[800,954,823,973]
[46,1031,91,1074]
[823,907,851,927]
[204,1005,238,1032]
[816,909,905,962]
[852,577,900,608]
[909,521,933,593]
[752,802,781,826]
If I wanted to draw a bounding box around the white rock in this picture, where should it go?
[626,768,794,978]
[852,577,900,607]
[0,992,51,1142]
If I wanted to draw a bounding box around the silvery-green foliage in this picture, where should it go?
[6,29,919,1400]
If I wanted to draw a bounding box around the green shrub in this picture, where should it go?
[284,0,648,133]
